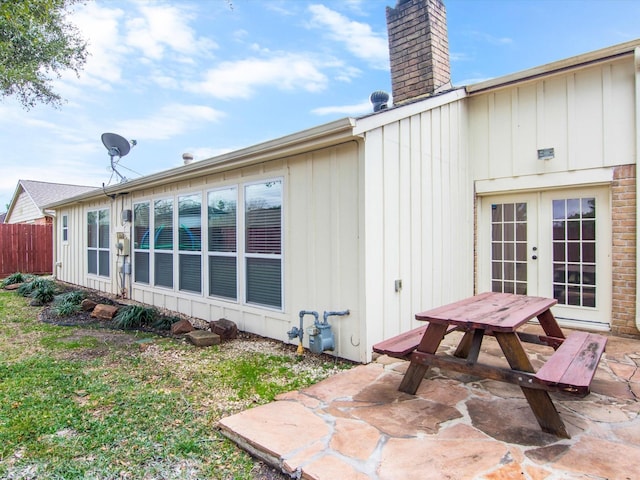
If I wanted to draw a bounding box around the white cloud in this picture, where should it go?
[55,2,128,97]
[311,99,372,116]
[189,146,236,161]
[116,104,226,141]
[308,4,388,70]
[125,2,217,61]
[187,54,328,100]
[469,31,513,46]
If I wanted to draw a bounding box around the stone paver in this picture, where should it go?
[219,333,640,479]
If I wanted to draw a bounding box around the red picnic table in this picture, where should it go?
[373,292,608,438]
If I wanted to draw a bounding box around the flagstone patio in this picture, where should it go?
[219,327,640,479]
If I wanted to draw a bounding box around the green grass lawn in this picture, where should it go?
[0,291,350,479]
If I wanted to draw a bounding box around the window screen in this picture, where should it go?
[179,194,201,293]
[245,181,282,308]
[154,199,173,288]
[87,209,109,277]
[208,188,237,300]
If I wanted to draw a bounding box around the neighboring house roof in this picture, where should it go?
[5,179,98,223]
[0,212,6,223]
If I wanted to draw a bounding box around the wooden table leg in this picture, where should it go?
[399,322,448,394]
[454,330,473,358]
[537,309,565,340]
[494,332,570,438]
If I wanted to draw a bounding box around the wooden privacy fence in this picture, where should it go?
[0,224,53,277]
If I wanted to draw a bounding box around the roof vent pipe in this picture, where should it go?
[182,152,194,165]
[370,90,390,112]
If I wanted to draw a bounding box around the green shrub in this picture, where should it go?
[113,305,158,330]
[152,315,180,331]
[1,272,29,287]
[30,280,57,304]
[54,290,86,306]
[17,277,56,303]
[50,290,86,317]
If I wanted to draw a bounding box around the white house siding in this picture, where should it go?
[55,198,116,293]
[56,142,364,361]
[468,56,635,180]
[355,93,473,359]
[56,207,84,286]
[468,53,637,331]
[7,191,40,223]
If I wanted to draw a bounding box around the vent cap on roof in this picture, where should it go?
[370,91,390,112]
[182,152,194,165]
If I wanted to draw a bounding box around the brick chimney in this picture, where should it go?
[386,0,451,106]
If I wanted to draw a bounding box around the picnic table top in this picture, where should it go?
[414,292,558,333]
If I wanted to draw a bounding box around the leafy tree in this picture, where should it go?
[0,0,88,109]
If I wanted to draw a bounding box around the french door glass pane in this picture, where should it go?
[490,202,527,295]
[552,197,596,308]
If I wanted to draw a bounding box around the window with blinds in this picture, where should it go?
[245,181,282,308]
[133,202,150,284]
[131,177,283,311]
[178,194,202,294]
[208,187,237,300]
[87,208,110,277]
[154,199,173,288]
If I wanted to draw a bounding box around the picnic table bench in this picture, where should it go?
[372,292,608,438]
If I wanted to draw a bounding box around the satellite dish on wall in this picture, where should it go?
[101,132,136,183]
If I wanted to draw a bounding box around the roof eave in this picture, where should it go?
[466,38,640,95]
[44,117,357,209]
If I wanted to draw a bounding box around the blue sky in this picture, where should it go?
[2,0,640,211]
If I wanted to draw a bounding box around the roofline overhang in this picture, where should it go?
[44,117,357,209]
[466,38,640,95]
[353,88,468,134]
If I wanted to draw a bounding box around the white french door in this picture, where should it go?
[479,187,611,329]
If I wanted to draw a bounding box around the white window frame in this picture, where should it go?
[62,214,68,243]
[207,186,239,302]
[178,192,203,295]
[87,208,110,278]
[243,178,284,310]
[132,201,151,285]
[129,178,284,311]
[152,197,175,290]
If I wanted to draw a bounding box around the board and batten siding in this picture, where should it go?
[56,142,364,361]
[55,198,116,294]
[355,92,473,358]
[469,56,636,184]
